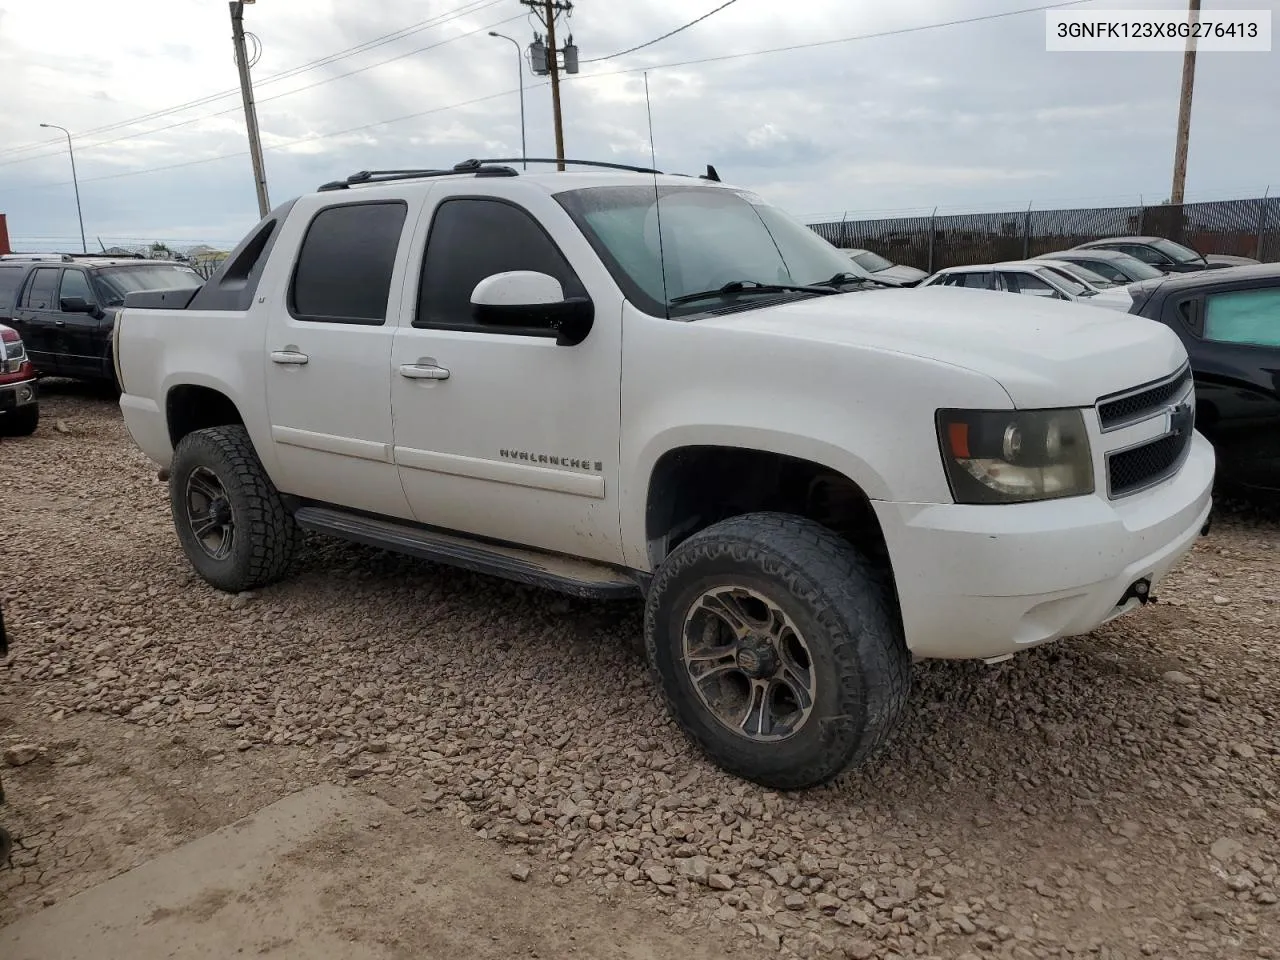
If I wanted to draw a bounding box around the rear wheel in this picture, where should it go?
[169,425,299,592]
[644,512,911,789]
[0,404,38,437]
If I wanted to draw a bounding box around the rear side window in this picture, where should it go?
[1004,272,1059,297]
[1204,287,1280,347]
[958,272,992,289]
[290,201,407,325]
[0,266,24,313]
[415,197,585,331]
[21,267,60,310]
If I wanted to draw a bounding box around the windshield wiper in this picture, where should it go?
[815,271,896,289]
[669,279,838,306]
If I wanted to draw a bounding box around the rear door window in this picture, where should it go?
[1203,287,1280,347]
[1003,272,1060,298]
[21,267,61,310]
[289,200,408,324]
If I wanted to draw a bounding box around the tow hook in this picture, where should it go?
[1119,577,1155,606]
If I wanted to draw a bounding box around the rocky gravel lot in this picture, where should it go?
[2,385,1278,959]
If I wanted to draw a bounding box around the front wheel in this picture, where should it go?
[0,404,38,437]
[644,512,911,790]
[168,425,299,593]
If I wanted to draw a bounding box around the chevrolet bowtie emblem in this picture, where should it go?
[1169,401,1193,437]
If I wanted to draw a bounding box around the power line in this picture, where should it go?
[578,0,1097,74]
[582,0,742,63]
[0,9,525,171]
[14,1,1101,193]
[26,85,535,190]
[0,0,506,164]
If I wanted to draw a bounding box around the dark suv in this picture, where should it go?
[0,254,203,385]
[1127,262,1280,492]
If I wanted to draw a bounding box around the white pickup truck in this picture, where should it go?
[114,159,1215,789]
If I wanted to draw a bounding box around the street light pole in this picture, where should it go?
[489,31,527,169]
[40,123,86,253]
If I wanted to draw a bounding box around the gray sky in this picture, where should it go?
[1,0,1276,250]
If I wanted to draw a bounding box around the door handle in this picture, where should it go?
[55,320,66,326]
[270,350,309,365]
[399,363,450,380]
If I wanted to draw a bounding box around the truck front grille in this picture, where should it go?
[1097,364,1193,431]
[1107,421,1195,497]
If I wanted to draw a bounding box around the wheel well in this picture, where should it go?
[166,385,244,449]
[645,446,894,575]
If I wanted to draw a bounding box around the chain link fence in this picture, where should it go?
[809,196,1278,273]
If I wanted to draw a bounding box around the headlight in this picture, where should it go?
[936,408,1094,504]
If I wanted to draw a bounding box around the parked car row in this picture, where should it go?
[917,259,1135,311]
[843,235,1261,291]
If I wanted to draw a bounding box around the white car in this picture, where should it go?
[920,261,1134,311]
[838,248,928,286]
[113,158,1213,789]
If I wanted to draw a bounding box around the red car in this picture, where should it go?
[0,322,38,436]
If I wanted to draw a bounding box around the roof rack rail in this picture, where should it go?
[315,157,721,192]
[0,252,74,262]
[468,157,664,175]
[317,162,520,192]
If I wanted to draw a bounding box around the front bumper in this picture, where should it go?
[874,431,1216,660]
[0,377,38,412]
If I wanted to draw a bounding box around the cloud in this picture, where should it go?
[0,0,1275,249]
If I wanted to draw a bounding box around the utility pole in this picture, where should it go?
[230,0,271,217]
[521,0,578,171]
[1169,0,1201,206]
[544,0,566,170]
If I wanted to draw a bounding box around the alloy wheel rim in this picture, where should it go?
[680,585,816,743]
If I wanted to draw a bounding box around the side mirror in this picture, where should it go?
[60,297,105,319]
[470,271,594,347]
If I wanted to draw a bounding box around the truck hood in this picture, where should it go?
[695,286,1188,409]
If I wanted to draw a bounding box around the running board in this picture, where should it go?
[293,506,642,600]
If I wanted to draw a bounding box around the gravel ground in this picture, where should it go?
[2,385,1278,959]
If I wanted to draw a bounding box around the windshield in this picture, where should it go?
[1111,256,1164,280]
[1036,267,1090,296]
[95,263,202,305]
[1046,262,1117,289]
[555,184,861,317]
[849,250,895,273]
[1149,237,1204,264]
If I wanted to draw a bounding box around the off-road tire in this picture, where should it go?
[644,512,911,790]
[0,404,38,437]
[169,425,299,593]
[0,825,11,868]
